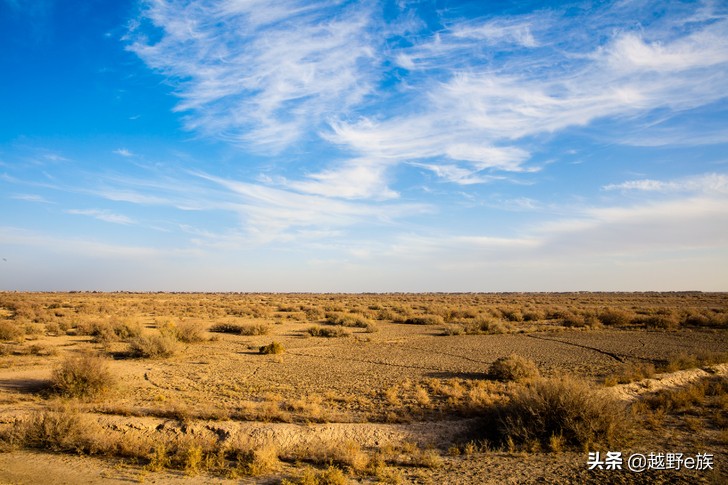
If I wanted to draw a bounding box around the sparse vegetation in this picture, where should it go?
[0,291,726,483]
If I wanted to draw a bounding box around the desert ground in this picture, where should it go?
[0,292,726,484]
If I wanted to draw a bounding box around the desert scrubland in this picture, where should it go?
[0,292,726,484]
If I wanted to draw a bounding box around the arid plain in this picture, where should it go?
[0,292,726,484]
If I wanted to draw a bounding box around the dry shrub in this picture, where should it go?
[285,465,349,485]
[376,309,398,321]
[182,444,203,476]
[604,362,656,385]
[663,351,728,372]
[464,317,511,335]
[414,385,431,406]
[638,313,680,330]
[307,326,348,338]
[324,312,372,328]
[111,319,143,340]
[28,343,57,356]
[51,354,116,398]
[328,439,369,472]
[488,354,540,382]
[146,443,171,472]
[209,322,270,336]
[12,405,95,452]
[413,448,443,468]
[372,465,405,485]
[76,319,142,344]
[442,324,464,336]
[129,332,178,358]
[597,308,634,326]
[259,341,284,355]
[403,315,445,326]
[641,378,716,414]
[44,321,62,335]
[377,441,441,468]
[682,311,728,328]
[173,320,206,343]
[0,320,23,341]
[233,443,281,476]
[499,308,523,322]
[493,376,631,451]
[561,311,600,328]
[384,386,401,406]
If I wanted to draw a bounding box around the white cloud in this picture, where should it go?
[325,3,728,190]
[192,171,429,241]
[126,0,728,203]
[603,173,728,194]
[129,0,377,152]
[603,27,728,73]
[113,148,133,157]
[10,194,51,203]
[66,209,135,225]
[451,18,539,47]
[0,226,163,259]
[287,158,398,200]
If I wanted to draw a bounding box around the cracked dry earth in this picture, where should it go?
[1,313,727,483]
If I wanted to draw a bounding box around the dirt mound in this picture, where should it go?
[600,363,728,402]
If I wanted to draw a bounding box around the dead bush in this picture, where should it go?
[604,362,655,386]
[129,333,178,358]
[209,322,270,336]
[0,320,23,341]
[597,309,634,326]
[51,354,116,398]
[492,376,631,451]
[233,443,281,476]
[284,465,349,485]
[307,326,348,338]
[14,406,95,452]
[174,320,206,343]
[464,317,511,335]
[324,312,372,328]
[403,315,445,325]
[259,341,284,355]
[488,354,540,382]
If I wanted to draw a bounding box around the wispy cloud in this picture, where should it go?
[66,209,135,225]
[113,148,133,157]
[10,193,51,203]
[128,0,378,151]
[603,173,728,194]
[0,226,164,259]
[192,171,430,242]
[127,0,728,202]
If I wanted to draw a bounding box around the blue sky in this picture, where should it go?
[1,0,727,291]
